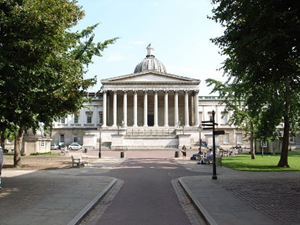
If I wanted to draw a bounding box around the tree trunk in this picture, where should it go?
[14,127,24,167]
[250,121,255,159]
[0,130,5,149]
[277,78,290,167]
[277,115,290,167]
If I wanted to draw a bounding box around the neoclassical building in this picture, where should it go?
[51,45,247,150]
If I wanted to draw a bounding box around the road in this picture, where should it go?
[81,157,210,225]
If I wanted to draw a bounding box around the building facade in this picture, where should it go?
[51,45,249,150]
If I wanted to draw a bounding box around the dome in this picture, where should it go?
[134,44,167,74]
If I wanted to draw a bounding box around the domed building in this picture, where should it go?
[134,44,167,74]
[51,45,249,152]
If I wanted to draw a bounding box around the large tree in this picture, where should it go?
[206,78,257,159]
[210,0,300,167]
[0,0,117,166]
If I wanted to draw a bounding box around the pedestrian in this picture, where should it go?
[198,147,203,155]
[199,149,213,164]
[0,146,3,191]
[181,145,187,158]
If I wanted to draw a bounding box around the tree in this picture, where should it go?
[0,0,118,166]
[210,0,300,167]
[206,78,257,159]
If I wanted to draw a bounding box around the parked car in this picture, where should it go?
[51,144,59,150]
[68,142,82,150]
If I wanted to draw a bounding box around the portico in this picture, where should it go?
[101,88,200,128]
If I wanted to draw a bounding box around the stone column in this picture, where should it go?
[133,90,138,127]
[154,90,158,127]
[123,91,127,127]
[184,90,189,127]
[164,90,169,127]
[194,90,199,126]
[144,90,148,127]
[102,91,107,127]
[174,90,179,126]
[113,90,117,127]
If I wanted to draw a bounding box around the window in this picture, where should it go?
[60,117,66,124]
[221,112,228,124]
[40,140,45,147]
[223,134,229,144]
[289,136,295,143]
[99,112,103,124]
[74,114,79,124]
[199,112,202,122]
[60,134,65,143]
[261,140,267,147]
[208,112,213,121]
[73,135,78,143]
[87,114,92,123]
[236,133,242,144]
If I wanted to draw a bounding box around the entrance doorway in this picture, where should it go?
[148,114,154,126]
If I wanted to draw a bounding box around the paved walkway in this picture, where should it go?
[177,159,300,225]
[0,151,299,225]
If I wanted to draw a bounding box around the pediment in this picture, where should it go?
[101,71,200,84]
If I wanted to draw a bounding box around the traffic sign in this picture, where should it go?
[214,130,225,135]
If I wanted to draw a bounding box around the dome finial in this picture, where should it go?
[146,43,154,56]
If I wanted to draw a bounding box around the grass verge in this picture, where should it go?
[222,151,300,172]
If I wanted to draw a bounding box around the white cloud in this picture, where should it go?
[106,53,128,63]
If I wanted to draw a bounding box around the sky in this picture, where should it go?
[75,0,226,96]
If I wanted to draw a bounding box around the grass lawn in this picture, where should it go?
[222,150,300,172]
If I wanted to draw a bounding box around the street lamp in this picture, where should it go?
[198,125,202,150]
[211,110,217,180]
[98,124,102,158]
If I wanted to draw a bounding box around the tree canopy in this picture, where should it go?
[0,0,117,166]
[209,0,300,167]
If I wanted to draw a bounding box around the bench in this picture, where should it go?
[206,156,222,166]
[71,155,88,167]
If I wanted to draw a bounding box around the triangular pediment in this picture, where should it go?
[101,71,200,84]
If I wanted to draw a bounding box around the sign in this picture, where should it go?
[213,130,225,135]
[201,124,214,127]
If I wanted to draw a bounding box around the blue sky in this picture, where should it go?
[76,0,226,96]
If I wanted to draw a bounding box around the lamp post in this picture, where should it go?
[199,125,202,150]
[98,124,102,158]
[211,110,217,180]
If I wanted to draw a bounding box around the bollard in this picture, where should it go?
[84,148,87,153]
[174,151,179,158]
[120,151,125,158]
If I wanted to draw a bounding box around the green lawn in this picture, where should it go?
[222,150,300,172]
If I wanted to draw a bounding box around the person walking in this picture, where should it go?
[0,146,3,191]
[181,145,187,158]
